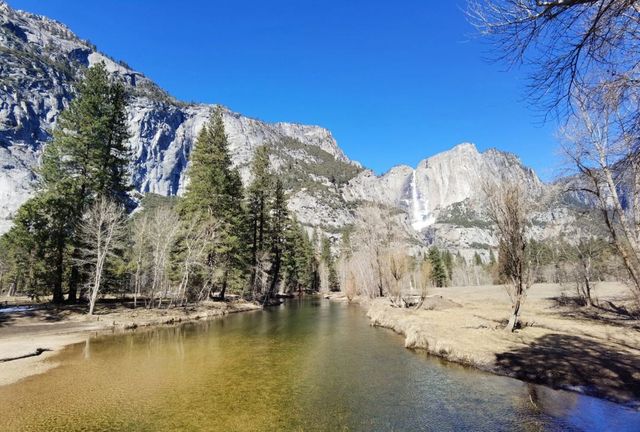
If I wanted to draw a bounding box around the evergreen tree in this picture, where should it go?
[41,62,130,204]
[473,251,483,266]
[339,228,353,261]
[442,250,453,281]
[247,145,273,288]
[2,63,130,303]
[264,178,288,301]
[309,229,321,292]
[0,197,52,299]
[282,219,312,293]
[428,247,447,287]
[321,236,339,291]
[179,107,246,299]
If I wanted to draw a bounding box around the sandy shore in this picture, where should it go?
[360,282,640,406]
[0,300,261,386]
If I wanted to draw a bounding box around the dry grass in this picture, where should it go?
[367,282,640,406]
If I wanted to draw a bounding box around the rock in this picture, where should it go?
[0,1,578,255]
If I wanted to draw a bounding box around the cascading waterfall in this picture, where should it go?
[410,170,434,231]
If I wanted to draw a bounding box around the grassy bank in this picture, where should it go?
[363,282,640,407]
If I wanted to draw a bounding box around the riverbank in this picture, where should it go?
[355,282,640,407]
[0,300,261,386]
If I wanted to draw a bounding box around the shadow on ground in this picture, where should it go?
[549,296,640,331]
[496,333,640,404]
[0,306,70,327]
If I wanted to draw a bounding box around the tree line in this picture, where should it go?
[0,63,338,312]
[338,183,622,331]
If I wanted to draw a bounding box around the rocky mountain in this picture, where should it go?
[343,143,577,260]
[0,1,575,259]
[0,1,358,234]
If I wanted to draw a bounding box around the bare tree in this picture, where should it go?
[342,269,358,302]
[76,197,126,315]
[130,214,149,308]
[411,259,431,309]
[484,179,536,331]
[147,206,180,308]
[338,205,424,304]
[573,239,606,306]
[385,249,432,309]
[555,210,610,306]
[250,250,271,301]
[341,251,377,299]
[471,0,640,304]
[468,0,640,124]
[174,218,216,307]
[349,206,405,298]
[385,246,411,307]
[562,94,640,303]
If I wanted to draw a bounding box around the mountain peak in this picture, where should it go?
[450,142,478,152]
[0,2,564,256]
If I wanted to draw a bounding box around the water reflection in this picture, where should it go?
[0,299,638,431]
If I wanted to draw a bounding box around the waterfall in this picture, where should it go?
[410,170,433,231]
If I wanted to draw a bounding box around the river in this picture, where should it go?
[1,298,639,431]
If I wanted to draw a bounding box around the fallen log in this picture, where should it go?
[0,347,51,362]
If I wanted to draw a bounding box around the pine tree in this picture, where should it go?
[247,145,273,288]
[442,250,453,282]
[282,219,306,293]
[309,229,321,292]
[41,63,130,210]
[265,178,288,302]
[473,251,483,266]
[321,236,339,291]
[428,247,447,287]
[0,197,52,299]
[179,107,246,300]
[3,63,130,303]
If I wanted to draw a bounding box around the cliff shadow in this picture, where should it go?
[495,333,640,404]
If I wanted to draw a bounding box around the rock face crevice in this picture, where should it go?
[0,1,575,255]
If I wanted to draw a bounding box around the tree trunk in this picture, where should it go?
[52,238,65,304]
[250,217,258,289]
[88,285,99,315]
[584,277,594,307]
[219,269,228,301]
[506,296,522,332]
[258,199,264,250]
[265,251,282,305]
[376,250,384,297]
[67,261,79,303]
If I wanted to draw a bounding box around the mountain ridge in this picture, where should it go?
[0,1,574,259]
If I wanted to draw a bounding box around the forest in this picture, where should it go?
[0,64,339,313]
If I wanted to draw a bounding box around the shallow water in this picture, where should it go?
[1,298,639,431]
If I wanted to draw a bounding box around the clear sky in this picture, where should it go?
[10,0,561,180]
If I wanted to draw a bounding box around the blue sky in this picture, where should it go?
[11,0,561,180]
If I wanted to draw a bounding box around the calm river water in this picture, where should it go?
[1,298,639,431]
